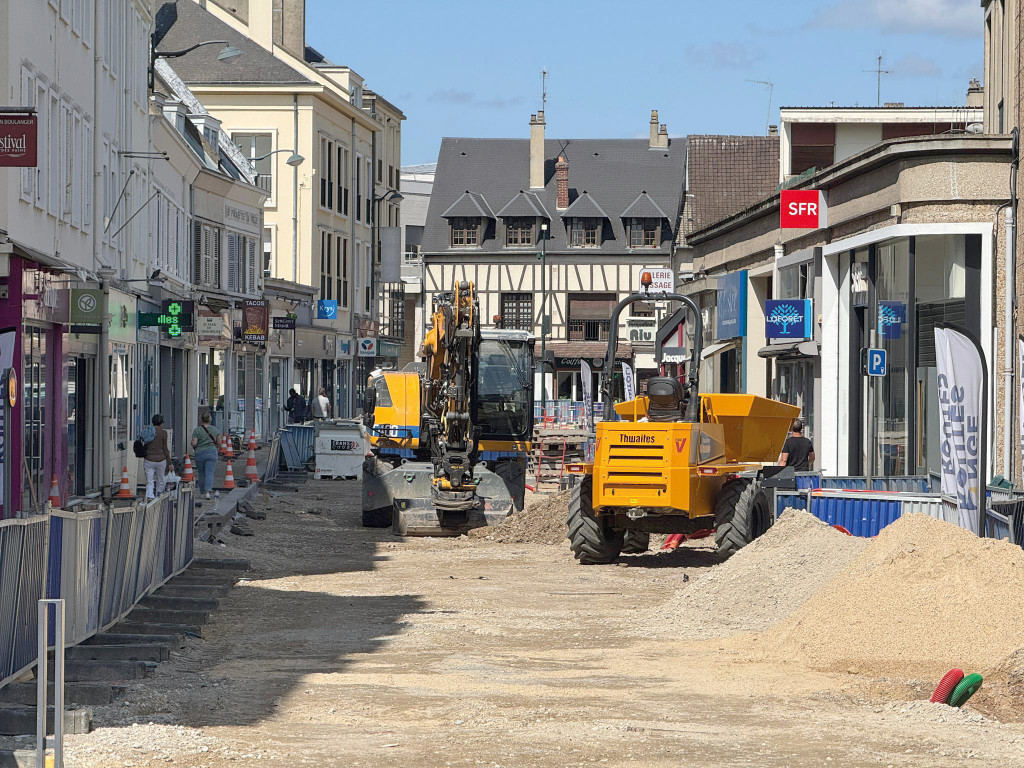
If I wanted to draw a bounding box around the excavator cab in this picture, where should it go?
[567,272,800,564]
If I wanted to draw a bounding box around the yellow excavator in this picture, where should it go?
[567,272,800,563]
[362,280,534,535]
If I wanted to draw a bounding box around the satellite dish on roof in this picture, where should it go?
[967,123,984,134]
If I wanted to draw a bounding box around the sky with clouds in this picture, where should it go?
[307,0,984,165]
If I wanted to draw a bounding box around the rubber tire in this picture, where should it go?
[567,476,623,564]
[362,507,391,528]
[621,530,650,554]
[714,478,772,556]
[948,673,983,708]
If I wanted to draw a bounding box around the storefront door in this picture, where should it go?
[269,359,283,434]
[775,360,814,439]
[66,355,94,497]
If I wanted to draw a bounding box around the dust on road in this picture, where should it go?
[62,481,1024,767]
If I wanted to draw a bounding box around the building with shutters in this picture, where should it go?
[154,0,404,416]
[420,109,686,408]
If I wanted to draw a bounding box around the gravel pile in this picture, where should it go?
[467,489,572,545]
[761,514,1024,678]
[645,510,867,637]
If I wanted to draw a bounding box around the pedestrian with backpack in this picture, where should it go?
[140,414,172,500]
[190,410,221,499]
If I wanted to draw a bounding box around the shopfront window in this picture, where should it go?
[23,327,47,512]
[139,344,159,427]
[210,350,227,429]
[110,347,131,470]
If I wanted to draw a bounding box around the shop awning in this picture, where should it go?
[701,339,741,360]
[757,340,820,359]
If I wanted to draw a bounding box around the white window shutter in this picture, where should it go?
[20,68,34,201]
[83,122,92,228]
[227,233,239,292]
[247,238,258,294]
[213,229,221,287]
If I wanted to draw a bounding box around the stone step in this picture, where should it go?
[111,621,202,638]
[0,705,91,736]
[48,659,153,682]
[156,583,231,598]
[67,644,169,663]
[168,572,240,587]
[0,682,124,707]
[125,608,209,627]
[191,557,249,571]
[139,595,219,612]
[84,632,184,649]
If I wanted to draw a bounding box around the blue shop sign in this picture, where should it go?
[716,270,747,339]
[878,301,907,340]
[316,299,338,320]
[765,299,813,340]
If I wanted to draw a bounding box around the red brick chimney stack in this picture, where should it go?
[555,155,569,210]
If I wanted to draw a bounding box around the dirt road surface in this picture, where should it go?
[59,482,1024,767]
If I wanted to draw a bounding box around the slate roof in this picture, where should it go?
[562,190,610,219]
[678,135,779,247]
[422,137,686,256]
[153,1,313,86]
[621,191,669,220]
[496,190,550,219]
[441,191,496,219]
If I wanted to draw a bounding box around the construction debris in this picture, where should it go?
[466,489,573,545]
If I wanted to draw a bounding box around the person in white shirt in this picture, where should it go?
[311,388,332,420]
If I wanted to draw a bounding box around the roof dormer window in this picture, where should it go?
[505,217,534,246]
[629,218,660,248]
[570,217,600,247]
[450,217,479,247]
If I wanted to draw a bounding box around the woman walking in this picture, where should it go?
[191,411,221,499]
[143,414,172,500]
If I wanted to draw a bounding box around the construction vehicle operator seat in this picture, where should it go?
[645,376,687,422]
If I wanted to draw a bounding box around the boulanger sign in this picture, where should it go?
[0,114,37,167]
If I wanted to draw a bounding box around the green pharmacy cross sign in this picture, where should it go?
[139,300,195,337]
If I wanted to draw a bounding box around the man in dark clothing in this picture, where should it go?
[284,389,307,424]
[779,419,814,470]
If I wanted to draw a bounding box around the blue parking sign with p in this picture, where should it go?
[867,348,887,377]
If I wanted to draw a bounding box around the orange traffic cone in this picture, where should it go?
[219,433,227,456]
[224,434,234,460]
[115,466,133,498]
[48,475,60,508]
[248,428,257,451]
[222,460,236,490]
[245,446,259,483]
[182,454,195,483]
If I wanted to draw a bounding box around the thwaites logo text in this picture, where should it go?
[620,434,656,444]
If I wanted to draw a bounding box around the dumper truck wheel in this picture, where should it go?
[714,478,771,556]
[567,476,623,564]
[621,530,650,554]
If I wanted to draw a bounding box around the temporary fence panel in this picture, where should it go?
[809,491,903,536]
[988,499,1024,546]
[774,489,810,518]
[0,515,49,689]
[46,509,104,648]
[871,476,931,493]
[172,485,194,573]
[263,434,282,482]
[280,425,316,471]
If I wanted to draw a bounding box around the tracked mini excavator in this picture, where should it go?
[566,272,801,564]
[362,280,534,536]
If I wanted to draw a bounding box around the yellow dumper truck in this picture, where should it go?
[568,273,800,563]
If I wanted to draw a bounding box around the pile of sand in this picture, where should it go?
[759,514,1024,678]
[467,489,571,545]
[646,510,867,637]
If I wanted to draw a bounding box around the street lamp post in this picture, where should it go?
[538,222,549,409]
[149,38,241,90]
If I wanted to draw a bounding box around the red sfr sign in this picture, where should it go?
[780,189,827,229]
[0,114,37,167]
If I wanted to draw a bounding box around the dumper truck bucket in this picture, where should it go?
[701,394,801,463]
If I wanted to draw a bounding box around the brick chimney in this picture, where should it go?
[555,155,569,210]
[649,110,659,147]
[530,111,546,189]
[657,124,669,148]
[967,78,984,108]
[274,0,306,61]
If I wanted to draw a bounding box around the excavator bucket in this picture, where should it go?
[362,460,525,536]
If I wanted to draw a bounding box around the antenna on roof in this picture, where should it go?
[862,53,893,107]
[541,68,548,113]
[746,79,774,135]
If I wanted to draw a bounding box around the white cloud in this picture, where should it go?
[687,41,765,69]
[810,0,979,37]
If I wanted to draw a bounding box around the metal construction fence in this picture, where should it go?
[0,484,195,690]
[775,474,1024,548]
[279,424,316,470]
[534,401,602,427]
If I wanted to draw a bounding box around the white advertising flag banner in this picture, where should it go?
[934,325,987,535]
[621,362,636,402]
[581,360,593,430]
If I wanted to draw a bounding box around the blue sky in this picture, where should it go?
[307,0,984,165]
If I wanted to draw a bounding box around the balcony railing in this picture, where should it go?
[568,319,610,342]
